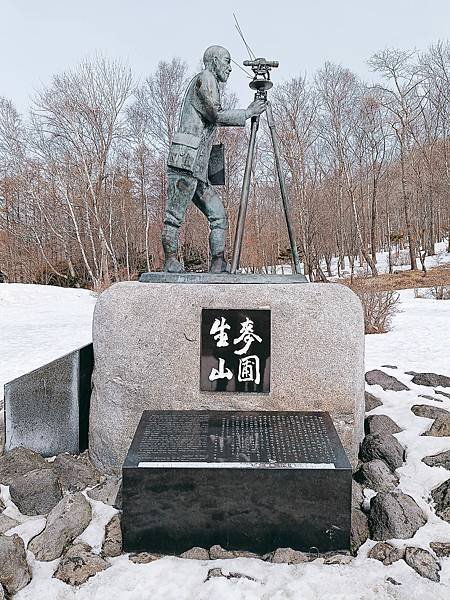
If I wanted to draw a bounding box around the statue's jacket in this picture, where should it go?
[167,69,246,183]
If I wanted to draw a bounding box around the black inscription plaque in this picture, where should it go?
[122,410,352,555]
[200,308,271,393]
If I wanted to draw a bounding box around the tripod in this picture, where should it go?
[230,60,302,275]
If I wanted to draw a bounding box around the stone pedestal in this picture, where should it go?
[89,279,364,472]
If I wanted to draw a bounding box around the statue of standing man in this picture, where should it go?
[162,45,266,273]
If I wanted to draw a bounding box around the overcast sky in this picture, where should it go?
[2,0,450,114]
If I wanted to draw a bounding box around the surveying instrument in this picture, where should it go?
[230,58,302,275]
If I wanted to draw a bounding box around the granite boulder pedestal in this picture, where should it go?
[89,276,364,473]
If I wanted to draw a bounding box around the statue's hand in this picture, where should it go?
[245,99,266,118]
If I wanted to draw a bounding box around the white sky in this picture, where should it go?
[2,0,450,114]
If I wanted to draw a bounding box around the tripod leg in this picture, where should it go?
[230,115,260,274]
[265,102,302,275]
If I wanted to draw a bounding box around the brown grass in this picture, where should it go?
[340,264,450,293]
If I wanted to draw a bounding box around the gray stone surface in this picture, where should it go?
[350,508,369,554]
[411,405,449,419]
[422,450,450,469]
[140,273,309,284]
[355,459,399,492]
[180,547,210,560]
[365,370,409,391]
[365,392,383,412]
[28,493,92,561]
[368,542,404,565]
[102,514,122,558]
[208,544,259,560]
[431,479,450,523]
[404,547,441,582]
[0,447,50,485]
[53,452,101,493]
[54,543,109,586]
[365,415,402,436]
[0,514,19,534]
[87,475,121,506]
[411,373,450,388]
[90,282,364,471]
[360,434,404,471]
[129,552,161,564]
[352,481,364,509]
[430,542,450,557]
[368,492,427,540]
[4,344,93,456]
[0,534,31,595]
[0,583,4,600]
[423,414,450,437]
[265,547,311,564]
[9,468,62,516]
[0,498,4,512]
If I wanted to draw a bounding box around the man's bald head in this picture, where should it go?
[203,45,229,68]
[203,45,232,83]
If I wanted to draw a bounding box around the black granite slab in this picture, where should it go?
[4,344,93,456]
[200,309,271,393]
[122,410,352,554]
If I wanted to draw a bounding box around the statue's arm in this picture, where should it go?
[195,74,246,127]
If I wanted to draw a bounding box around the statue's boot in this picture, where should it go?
[210,252,229,274]
[164,254,184,273]
[162,224,184,273]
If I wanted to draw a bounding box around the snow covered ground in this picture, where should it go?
[1,280,450,598]
[0,284,97,402]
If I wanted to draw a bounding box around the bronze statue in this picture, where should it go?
[162,45,266,273]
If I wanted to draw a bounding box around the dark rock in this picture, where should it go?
[28,493,92,561]
[102,514,122,558]
[0,514,19,534]
[87,475,121,506]
[423,414,450,437]
[381,365,397,369]
[411,373,450,388]
[352,480,364,509]
[360,433,404,471]
[0,534,31,595]
[0,498,4,512]
[209,544,238,559]
[350,509,369,554]
[422,450,450,470]
[323,554,353,565]
[365,391,383,412]
[53,543,109,586]
[53,452,102,493]
[368,492,427,540]
[404,547,440,582]
[435,389,450,399]
[430,542,450,557]
[204,568,257,582]
[180,547,210,560]
[129,552,161,564]
[368,541,404,565]
[365,370,409,391]
[431,479,450,523]
[355,459,399,492]
[365,415,402,436]
[411,404,449,419]
[405,371,417,376]
[386,577,401,585]
[0,447,50,485]
[419,394,442,402]
[265,547,311,564]
[9,468,62,516]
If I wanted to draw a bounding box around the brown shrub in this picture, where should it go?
[355,290,400,334]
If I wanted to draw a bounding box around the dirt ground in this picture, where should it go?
[340,264,450,292]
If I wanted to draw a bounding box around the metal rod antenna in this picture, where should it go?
[265,101,302,274]
[233,13,256,60]
[230,114,260,273]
